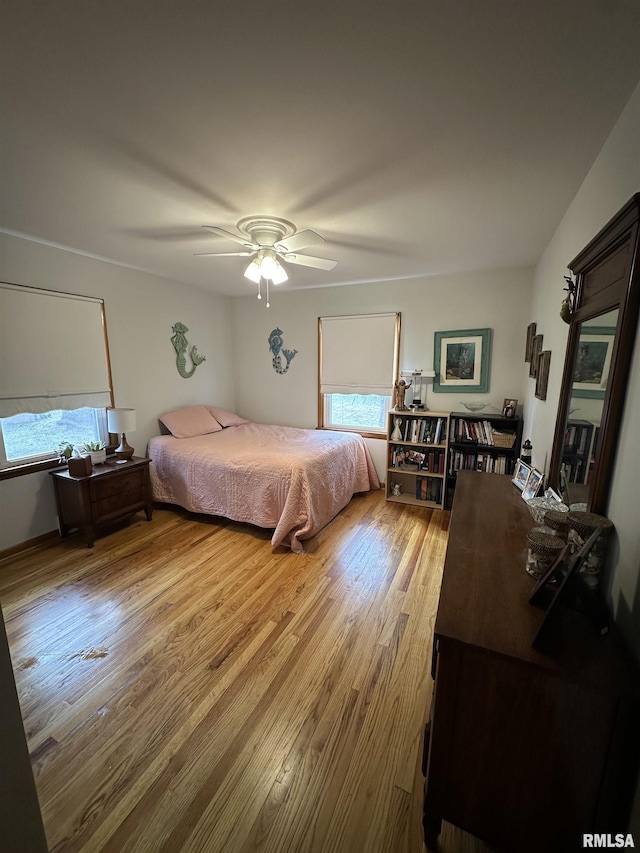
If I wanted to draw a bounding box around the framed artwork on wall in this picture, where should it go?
[571,327,615,399]
[525,322,537,363]
[433,328,491,393]
[535,350,551,400]
[529,334,543,378]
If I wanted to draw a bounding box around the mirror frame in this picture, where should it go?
[549,194,640,515]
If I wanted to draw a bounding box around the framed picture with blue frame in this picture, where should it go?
[433,328,491,393]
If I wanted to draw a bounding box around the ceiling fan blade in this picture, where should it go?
[202,225,255,249]
[275,229,324,253]
[283,253,337,271]
[194,250,256,257]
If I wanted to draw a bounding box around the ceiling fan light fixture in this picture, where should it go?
[206,216,333,307]
[244,259,262,283]
[257,250,278,280]
[270,262,288,285]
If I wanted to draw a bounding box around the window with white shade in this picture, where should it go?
[0,282,114,475]
[318,313,400,435]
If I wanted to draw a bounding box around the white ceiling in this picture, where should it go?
[1,1,639,297]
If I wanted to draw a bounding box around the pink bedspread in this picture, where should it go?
[148,422,380,553]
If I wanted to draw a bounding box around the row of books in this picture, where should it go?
[390,447,445,473]
[562,457,589,484]
[449,451,514,476]
[415,476,443,504]
[563,421,593,455]
[392,416,446,444]
[450,417,500,445]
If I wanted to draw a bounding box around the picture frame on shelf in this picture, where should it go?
[535,350,551,400]
[502,398,518,418]
[525,322,537,363]
[512,458,532,491]
[433,328,491,393]
[571,326,615,399]
[522,468,544,500]
[529,334,543,378]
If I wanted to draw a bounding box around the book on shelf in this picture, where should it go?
[394,415,446,445]
[449,449,513,476]
[563,420,593,451]
[450,416,519,449]
[451,417,496,446]
[416,476,443,504]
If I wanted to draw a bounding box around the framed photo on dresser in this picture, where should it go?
[512,458,532,492]
[522,468,544,500]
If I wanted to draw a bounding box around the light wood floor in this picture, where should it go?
[1,489,493,853]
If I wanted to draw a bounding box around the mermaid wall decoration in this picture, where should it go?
[171,321,206,379]
[268,328,298,374]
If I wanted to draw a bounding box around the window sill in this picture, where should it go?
[317,426,386,440]
[0,444,118,481]
[0,458,62,481]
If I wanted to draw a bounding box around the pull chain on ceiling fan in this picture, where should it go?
[194,216,337,307]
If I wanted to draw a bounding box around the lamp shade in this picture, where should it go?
[244,259,262,283]
[107,407,136,434]
[259,253,278,279]
[270,262,288,284]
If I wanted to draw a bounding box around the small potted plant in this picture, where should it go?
[82,440,107,465]
[58,442,74,464]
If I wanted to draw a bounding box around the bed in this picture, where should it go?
[148,405,380,553]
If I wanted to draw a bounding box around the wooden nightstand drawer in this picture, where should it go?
[50,457,153,547]
[90,468,144,502]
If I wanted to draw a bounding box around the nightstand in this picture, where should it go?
[49,456,153,547]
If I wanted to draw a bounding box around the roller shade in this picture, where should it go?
[320,313,399,395]
[0,283,113,418]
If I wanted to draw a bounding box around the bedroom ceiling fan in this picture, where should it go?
[194,216,337,307]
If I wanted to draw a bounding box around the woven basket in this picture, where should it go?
[567,511,613,540]
[544,510,570,535]
[492,431,516,448]
[527,530,566,557]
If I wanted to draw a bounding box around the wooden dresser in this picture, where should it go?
[423,471,640,852]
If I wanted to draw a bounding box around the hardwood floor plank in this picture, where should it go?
[1,489,493,853]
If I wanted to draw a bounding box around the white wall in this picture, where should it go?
[0,233,234,551]
[229,267,534,480]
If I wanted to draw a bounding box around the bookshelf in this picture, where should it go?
[386,410,450,509]
[447,412,522,506]
[562,419,596,485]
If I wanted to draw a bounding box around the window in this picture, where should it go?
[1,408,108,465]
[323,393,390,433]
[318,313,400,436]
[0,282,114,476]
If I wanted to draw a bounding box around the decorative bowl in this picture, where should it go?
[525,495,569,525]
[461,402,488,413]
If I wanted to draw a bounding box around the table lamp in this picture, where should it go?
[107,408,136,462]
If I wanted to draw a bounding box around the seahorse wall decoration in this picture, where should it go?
[171,321,206,379]
[268,327,298,374]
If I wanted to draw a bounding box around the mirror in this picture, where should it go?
[559,310,618,506]
[549,194,640,514]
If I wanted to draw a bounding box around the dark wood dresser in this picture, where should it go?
[423,471,640,852]
[50,456,153,547]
